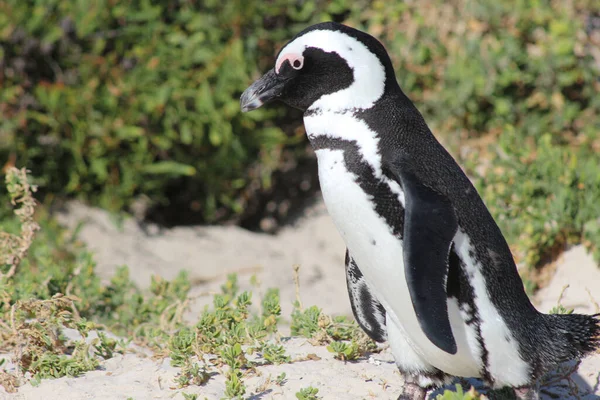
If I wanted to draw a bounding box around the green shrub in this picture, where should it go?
[360,0,600,142]
[0,0,366,222]
[296,386,320,400]
[1,0,599,267]
[473,129,600,271]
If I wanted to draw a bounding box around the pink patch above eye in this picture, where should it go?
[276,53,304,73]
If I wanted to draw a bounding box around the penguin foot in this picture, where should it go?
[397,381,426,400]
[514,386,540,400]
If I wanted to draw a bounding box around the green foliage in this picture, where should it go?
[92,331,120,360]
[261,288,282,332]
[290,304,322,339]
[473,130,600,268]
[163,272,294,395]
[102,269,191,345]
[326,340,360,361]
[260,342,291,365]
[223,367,246,399]
[365,0,600,141]
[0,169,198,389]
[548,304,574,315]
[548,286,575,315]
[275,372,287,386]
[28,341,99,383]
[0,0,368,221]
[296,386,321,400]
[435,384,481,400]
[9,296,100,382]
[290,302,377,355]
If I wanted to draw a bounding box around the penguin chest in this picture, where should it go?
[314,147,405,289]
[312,146,483,378]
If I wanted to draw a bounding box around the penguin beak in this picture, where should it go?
[240,69,285,112]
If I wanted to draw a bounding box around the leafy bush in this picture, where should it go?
[1,0,599,267]
[473,130,600,271]
[0,0,365,223]
[360,0,600,142]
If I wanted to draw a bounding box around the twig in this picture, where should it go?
[585,288,600,313]
[0,168,40,280]
[557,284,570,305]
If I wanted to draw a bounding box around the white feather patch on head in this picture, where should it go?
[276,29,386,111]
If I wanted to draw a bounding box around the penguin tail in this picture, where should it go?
[542,312,600,362]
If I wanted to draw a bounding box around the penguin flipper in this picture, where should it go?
[387,158,459,355]
[345,250,387,342]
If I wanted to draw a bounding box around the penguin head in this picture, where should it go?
[241,22,397,113]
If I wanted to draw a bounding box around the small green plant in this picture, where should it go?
[548,285,575,315]
[326,340,360,361]
[175,363,210,388]
[169,327,210,388]
[223,368,246,399]
[163,272,292,393]
[260,342,290,365]
[261,288,282,332]
[182,393,199,400]
[221,343,245,371]
[435,384,481,400]
[169,327,197,368]
[290,304,322,339]
[296,386,321,400]
[7,294,105,384]
[549,304,575,315]
[290,299,377,357]
[92,331,121,360]
[275,372,287,386]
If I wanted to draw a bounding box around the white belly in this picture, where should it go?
[315,147,482,377]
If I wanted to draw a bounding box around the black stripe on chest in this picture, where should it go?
[311,135,405,237]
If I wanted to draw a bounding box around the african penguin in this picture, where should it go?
[240,22,600,400]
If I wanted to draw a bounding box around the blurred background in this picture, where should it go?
[1,0,600,271]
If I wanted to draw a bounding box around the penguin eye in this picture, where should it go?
[276,53,304,73]
[291,58,303,70]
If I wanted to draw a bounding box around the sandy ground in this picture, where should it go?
[54,200,351,322]
[2,200,600,399]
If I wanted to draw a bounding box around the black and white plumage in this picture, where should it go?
[240,22,600,399]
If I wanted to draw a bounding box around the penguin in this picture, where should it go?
[240,22,600,400]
